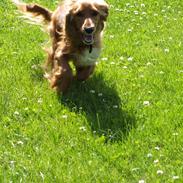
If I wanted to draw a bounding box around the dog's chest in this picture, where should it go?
[75,48,101,66]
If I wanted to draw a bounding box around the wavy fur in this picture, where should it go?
[13,0,109,93]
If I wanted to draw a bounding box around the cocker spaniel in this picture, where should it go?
[13,0,109,93]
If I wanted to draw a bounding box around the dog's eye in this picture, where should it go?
[92,10,98,16]
[76,11,84,17]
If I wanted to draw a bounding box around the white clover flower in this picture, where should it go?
[62,115,68,119]
[143,101,150,106]
[141,4,145,8]
[12,51,18,55]
[177,67,183,73]
[120,56,124,60]
[167,6,171,9]
[134,11,139,15]
[101,57,108,61]
[38,98,43,104]
[14,111,20,115]
[139,75,144,78]
[142,12,147,15]
[128,29,132,32]
[17,141,24,145]
[98,93,103,97]
[24,107,29,111]
[173,132,179,136]
[154,159,159,164]
[147,153,153,158]
[157,170,164,175]
[90,90,95,94]
[172,176,179,180]
[155,146,160,151]
[164,48,169,53]
[79,126,86,131]
[10,160,15,164]
[127,57,133,61]
[159,71,164,74]
[113,105,118,109]
[146,62,152,66]
[31,65,38,69]
[10,161,15,169]
[139,180,145,183]
[115,8,122,12]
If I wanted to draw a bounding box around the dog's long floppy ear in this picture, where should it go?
[65,11,73,33]
[95,2,109,21]
[65,5,79,34]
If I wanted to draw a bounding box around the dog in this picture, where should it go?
[13,0,109,93]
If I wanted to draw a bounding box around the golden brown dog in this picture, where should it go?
[13,0,109,93]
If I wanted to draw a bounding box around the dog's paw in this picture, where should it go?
[50,68,73,93]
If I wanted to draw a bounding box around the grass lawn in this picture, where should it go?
[1,0,183,182]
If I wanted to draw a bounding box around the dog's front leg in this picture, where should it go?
[51,55,73,93]
[76,65,95,81]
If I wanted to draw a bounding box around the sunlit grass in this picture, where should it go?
[1,0,183,182]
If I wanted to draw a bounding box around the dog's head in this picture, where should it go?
[66,0,109,45]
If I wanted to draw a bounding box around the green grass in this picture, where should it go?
[1,0,183,182]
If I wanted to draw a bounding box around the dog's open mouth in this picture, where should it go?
[83,34,94,45]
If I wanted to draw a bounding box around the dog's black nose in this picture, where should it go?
[84,27,94,34]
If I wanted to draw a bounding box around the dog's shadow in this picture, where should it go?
[59,74,136,142]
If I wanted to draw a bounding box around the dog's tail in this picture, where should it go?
[12,0,52,24]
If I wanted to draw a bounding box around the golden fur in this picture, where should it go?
[13,0,109,93]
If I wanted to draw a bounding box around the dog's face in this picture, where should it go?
[68,0,109,45]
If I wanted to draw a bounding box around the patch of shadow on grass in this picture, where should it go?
[59,74,136,142]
